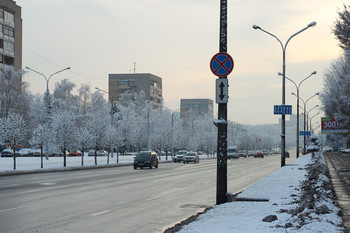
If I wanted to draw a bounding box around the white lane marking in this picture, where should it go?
[74,193,89,198]
[147,196,159,201]
[91,210,112,216]
[0,206,23,212]
[39,182,56,186]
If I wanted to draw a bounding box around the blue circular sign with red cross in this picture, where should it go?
[210,52,234,77]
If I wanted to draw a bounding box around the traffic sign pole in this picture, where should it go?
[216,0,228,205]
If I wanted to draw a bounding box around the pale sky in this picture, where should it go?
[17,0,344,127]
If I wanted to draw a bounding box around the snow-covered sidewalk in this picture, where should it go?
[177,153,344,233]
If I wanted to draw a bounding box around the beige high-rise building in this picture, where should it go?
[0,0,22,71]
[108,73,162,108]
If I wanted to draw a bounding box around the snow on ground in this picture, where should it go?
[178,153,344,233]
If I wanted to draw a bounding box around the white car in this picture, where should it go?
[173,150,188,163]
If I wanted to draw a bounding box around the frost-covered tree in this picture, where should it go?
[333,4,350,50]
[0,67,29,118]
[104,125,118,164]
[0,113,27,169]
[87,110,109,165]
[51,110,77,167]
[52,79,78,112]
[30,124,52,168]
[76,127,94,166]
[78,83,91,115]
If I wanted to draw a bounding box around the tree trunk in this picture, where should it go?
[95,147,97,165]
[41,146,43,169]
[81,147,84,166]
[13,148,16,170]
[63,147,67,167]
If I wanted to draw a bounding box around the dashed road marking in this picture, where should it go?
[91,210,112,216]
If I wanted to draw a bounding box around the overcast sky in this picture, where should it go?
[17,0,344,128]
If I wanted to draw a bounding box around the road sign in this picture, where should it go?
[210,52,234,77]
[274,105,292,115]
[299,131,311,136]
[216,79,228,103]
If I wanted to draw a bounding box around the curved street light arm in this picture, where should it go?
[25,66,48,82]
[48,67,71,83]
[298,72,317,89]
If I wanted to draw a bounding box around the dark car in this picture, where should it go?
[254,151,264,158]
[183,152,199,164]
[133,151,158,169]
[0,149,20,157]
[238,150,247,158]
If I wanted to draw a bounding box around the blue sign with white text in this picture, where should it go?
[274,105,292,115]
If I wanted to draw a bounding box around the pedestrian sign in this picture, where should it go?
[274,105,292,115]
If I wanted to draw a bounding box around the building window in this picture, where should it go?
[4,41,14,53]
[4,11,14,23]
[0,9,3,19]
[3,26,14,37]
[129,81,136,86]
[0,39,3,49]
[4,56,14,66]
[0,55,3,64]
[119,81,128,86]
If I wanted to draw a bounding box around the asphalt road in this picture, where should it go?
[0,154,290,233]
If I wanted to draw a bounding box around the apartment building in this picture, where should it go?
[108,73,162,108]
[0,0,22,71]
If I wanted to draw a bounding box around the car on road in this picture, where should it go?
[133,151,158,169]
[262,150,270,156]
[238,150,247,158]
[97,150,108,156]
[227,146,238,159]
[248,150,255,157]
[255,151,264,158]
[173,150,187,163]
[183,152,199,164]
[68,150,82,156]
[32,149,45,157]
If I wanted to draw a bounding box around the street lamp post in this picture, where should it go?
[278,71,316,158]
[26,66,71,158]
[309,112,320,133]
[307,105,319,133]
[253,21,316,167]
[291,92,319,153]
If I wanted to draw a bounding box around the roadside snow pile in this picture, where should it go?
[177,153,344,233]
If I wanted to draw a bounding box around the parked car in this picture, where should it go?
[238,150,247,158]
[32,149,45,157]
[0,149,19,157]
[255,151,264,158]
[262,150,270,156]
[97,150,108,156]
[69,150,82,156]
[248,150,255,157]
[17,148,34,157]
[227,146,238,159]
[88,150,95,156]
[133,151,158,169]
[183,152,199,164]
[173,150,188,163]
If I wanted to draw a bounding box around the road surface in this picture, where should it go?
[0,154,291,233]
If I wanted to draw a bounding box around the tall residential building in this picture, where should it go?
[180,99,214,118]
[108,73,162,108]
[0,0,22,71]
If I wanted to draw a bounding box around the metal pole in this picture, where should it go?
[216,0,228,205]
[304,102,306,154]
[281,49,286,167]
[296,88,299,158]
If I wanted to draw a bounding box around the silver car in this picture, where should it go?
[183,152,199,164]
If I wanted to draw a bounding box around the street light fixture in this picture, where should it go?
[278,71,317,158]
[26,66,71,158]
[253,21,316,166]
[307,104,319,133]
[310,112,320,133]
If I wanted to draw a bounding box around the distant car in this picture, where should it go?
[17,148,34,157]
[97,150,108,156]
[238,150,247,158]
[248,150,255,157]
[183,152,199,164]
[173,150,188,163]
[69,150,82,156]
[0,149,19,157]
[255,151,264,158]
[32,149,45,157]
[262,150,269,156]
[88,150,95,156]
[197,151,203,155]
[323,146,334,152]
[133,151,158,169]
[227,146,238,159]
[341,148,350,153]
